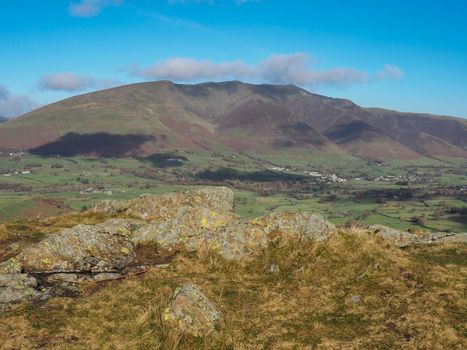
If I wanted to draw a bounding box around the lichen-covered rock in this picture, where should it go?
[12,219,137,273]
[194,187,234,212]
[93,186,234,222]
[416,232,467,245]
[250,212,337,242]
[0,259,22,274]
[0,274,41,305]
[427,232,467,244]
[369,225,467,247]
[132,206,238,251]
[369,225,421,247]
[92,199,131,215]
[201,212,336,260]
[163,283,222,336]
[200,221,269,260]
[94,218,144,237]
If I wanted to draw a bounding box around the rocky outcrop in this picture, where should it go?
[162,284,223,336]
[92,199,131,215]
[369,225,467,247]
[369,225,420,247]
[132,206,238,251]
[14,219,138,274]
[0,188,235,307]
[0,274,41,309]
[11,186,466,313]
[429,232,467,244]
[0,187,238,308]
[132,210,335,261]
[93,186,234,221]
[201,220,270,261]
[0,218,142,308]
[0,184,337,309]
[249,211,336,242]
[200,212,336,260]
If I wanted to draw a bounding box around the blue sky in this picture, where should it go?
[1,0,466,118]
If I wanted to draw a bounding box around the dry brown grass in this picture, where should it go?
[1,227,466,349]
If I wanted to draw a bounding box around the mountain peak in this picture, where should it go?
[0,81,465,160]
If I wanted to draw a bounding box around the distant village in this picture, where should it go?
[1,150,422,186]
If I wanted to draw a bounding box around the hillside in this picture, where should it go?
[1,187,466,349]
[0,81,466,160]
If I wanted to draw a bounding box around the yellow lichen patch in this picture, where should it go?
[200,217,209,228]
[162,307,172,322]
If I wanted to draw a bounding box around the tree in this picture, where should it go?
[410,216,425,226]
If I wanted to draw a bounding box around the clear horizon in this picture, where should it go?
[1,0,466,118]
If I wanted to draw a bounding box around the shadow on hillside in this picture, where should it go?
[30,132,155,157]
[325,120,381,144]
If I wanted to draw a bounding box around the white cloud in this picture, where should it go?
[376,64,404,80]
[131,57,254,81]
[130,53,397,88]
[258,53,367,86]
[69,0,122,17]
[0,85,38,118]
[39,73,120,92]
[39,73,96,92]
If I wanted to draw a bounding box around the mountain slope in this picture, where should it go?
[363,108,467,157]
[0,81,465,159]
[324,120,421,160]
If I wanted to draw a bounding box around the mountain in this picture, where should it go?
[0,81,465,160]
[0,116,7,123]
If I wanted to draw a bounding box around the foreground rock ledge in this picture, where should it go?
[1,186,465,310]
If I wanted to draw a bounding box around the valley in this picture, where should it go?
[1,149,465,233]
[0,82,465,234]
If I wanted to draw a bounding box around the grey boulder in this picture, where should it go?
[162,283,223,337]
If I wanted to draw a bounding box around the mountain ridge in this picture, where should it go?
[0,81,465,160]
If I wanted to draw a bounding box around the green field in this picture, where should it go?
[0,151,466,232]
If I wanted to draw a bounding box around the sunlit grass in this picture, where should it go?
[1,227,465,349]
